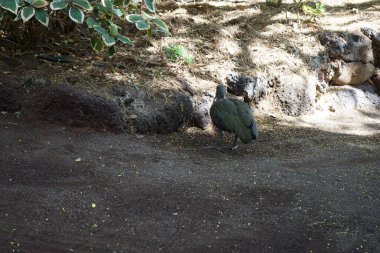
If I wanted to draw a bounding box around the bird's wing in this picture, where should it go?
[230,99,259,143]
[230,99,254,127]
[210,99,240,132]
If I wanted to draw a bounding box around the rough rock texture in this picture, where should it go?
[226,72,316,117]
[361,27,380,67]
[319,32,373,64]
[189,92,213,129]
[371,69,380,93]
[27,85,124,132]
[109,84,195,133]
[331,61,376,86]
[131,93,193,134]
[319,32,376,87]
[225,72,269,103]
[0,87,22,112]
[21,76,51,92]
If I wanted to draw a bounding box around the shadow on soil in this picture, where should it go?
[0,115,379,253]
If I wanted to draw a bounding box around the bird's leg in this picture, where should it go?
[202,129,224,151]
[230,135,239,150]
[214,129,223,147]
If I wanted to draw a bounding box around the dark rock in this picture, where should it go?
[371,69,380,93]
[27,86,124,132]
[225,72,269,103]
[112,85,134,107]
[319,33,346,58]
[189,92,213,129]
[361,27,380,46]
[319,32,373,64]
[0,87,22,112]
[374,47,380,68]
[345,33,373,63]
[22,76,51,93]
[226,72,255,100]
[361,27,376,39]
[133,92,193,134]
[112,85,128,97]
[361,27,380,67]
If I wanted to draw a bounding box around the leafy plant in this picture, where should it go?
[302,1,325,20]
[292,0,325,22]
[163,44,193,64]
[0,0,170,57]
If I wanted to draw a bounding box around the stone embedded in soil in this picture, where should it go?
[132,93,193,134]
[319,31,379,87]
[226,72,269,104]
[0,87,22,113]
[361,27,380,67]
[225,72,316,117]
[26,85,124,133]
[331,61,375,86]
[226,72,255,101]
[189,92,213,129]
[319,32,373,64]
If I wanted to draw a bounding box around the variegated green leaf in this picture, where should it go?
[31,0,49,8]
[109,22,118,35]
[50,0,68,10]
[35,9,49,27]
[91,37,104,52]
[0,0,18,14]
[107,46,116,57]
[102,0,113,10]
[101,33,116,46]
[69,6,84,23]
[117,35,133,45]
[135,20,149,30]
[126,14,143,23]
[142,12,153,20]
[95,2,109,14]
[73,0,92,11]
[21,6,35,22]
[144,0,155,13]
[113,8,123,17]
[152,18,169,33]
[113,0,123,7]
[86,16,98,28]
[94,25,108,35]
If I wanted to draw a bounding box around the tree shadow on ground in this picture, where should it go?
[168,0,379,82]
[1,115,379,252]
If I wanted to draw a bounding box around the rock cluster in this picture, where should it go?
[319,29,380,91]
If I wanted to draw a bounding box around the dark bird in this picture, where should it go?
[210,84,258,149]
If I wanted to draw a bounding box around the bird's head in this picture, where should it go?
[215,84,227,100]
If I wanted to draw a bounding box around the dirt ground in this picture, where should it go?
[1,0,380,252]
[0,114,379,253]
